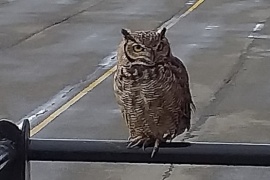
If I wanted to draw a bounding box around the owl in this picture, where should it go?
[113,27,195,158]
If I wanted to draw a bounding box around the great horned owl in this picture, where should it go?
[113,27,195,157]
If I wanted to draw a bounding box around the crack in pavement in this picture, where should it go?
[162,164,175,180]
[0,0,15,6]
[183,40,255,140]
[183,17,270,141]
[1,0,106,50]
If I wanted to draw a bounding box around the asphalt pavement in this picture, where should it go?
[0,0,186,121]
[1,0,270,179]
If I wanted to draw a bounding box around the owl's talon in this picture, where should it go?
[163,133,174,143]
[128,139,144,148]
[163,134,170,141]
[127,141,137,149]
[151,139,160,158]
[127,136,132,142]
[127,136,144,148]
[127,142,134,149]
[142,138,151,151]
[169,134,176,143]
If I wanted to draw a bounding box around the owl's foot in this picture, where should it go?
[127,137,161,158]
[127,136,152,150]
[127,136,144,149]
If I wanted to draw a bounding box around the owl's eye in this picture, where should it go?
[157,42,164,51]
[133,45,144,52]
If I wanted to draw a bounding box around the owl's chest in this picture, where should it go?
[115,65,174,101]
[118,68,159,91]
[117,64,172,83]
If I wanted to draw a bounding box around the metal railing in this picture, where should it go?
[1,119,270,180]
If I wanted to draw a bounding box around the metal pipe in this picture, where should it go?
[0,140,16,171]
[29,138,270,166]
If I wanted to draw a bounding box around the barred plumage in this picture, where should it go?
[113,27,195,157]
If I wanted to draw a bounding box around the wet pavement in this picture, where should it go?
[1,0,270,179]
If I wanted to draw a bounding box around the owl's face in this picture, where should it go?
[120,28,171,67]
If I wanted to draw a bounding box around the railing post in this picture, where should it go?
[0,119,30,180]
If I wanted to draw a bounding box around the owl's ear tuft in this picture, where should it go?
[121,28,130,36]
[121,28,135,41]
[158,27,167,39]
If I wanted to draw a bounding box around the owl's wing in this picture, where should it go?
[170,56,195,130]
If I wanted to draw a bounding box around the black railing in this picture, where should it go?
[1,119,270,180]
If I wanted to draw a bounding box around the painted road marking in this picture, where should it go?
[159,0,204,30]
[30,0,205,136]
[30,66,117,136]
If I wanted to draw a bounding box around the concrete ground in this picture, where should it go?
[1,0,270,179]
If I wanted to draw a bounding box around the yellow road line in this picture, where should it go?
[30,0,205,137]
[188,0,205,12]
[30,65,117,136]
